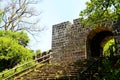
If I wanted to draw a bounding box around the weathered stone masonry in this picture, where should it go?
[52,18,120,63]
[112,19,120,56]
[52,19,88,63]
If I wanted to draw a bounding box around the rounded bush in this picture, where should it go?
[0,37,33,71]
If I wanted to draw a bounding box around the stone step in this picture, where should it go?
[14,58,97,80]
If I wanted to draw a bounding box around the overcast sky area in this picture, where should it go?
[1,0,89,52]
[29,0,89,52]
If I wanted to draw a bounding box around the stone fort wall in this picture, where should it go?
[52,18,120,63]
[52,18,90,63]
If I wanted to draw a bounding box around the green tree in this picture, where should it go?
[0,30,29,47]
[0,37,33,71]
[35,50,42,55]
[33,49,42,59]
[80,0,120,28]
[103,39,115,57]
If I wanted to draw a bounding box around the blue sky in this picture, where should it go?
[28,0,89,52]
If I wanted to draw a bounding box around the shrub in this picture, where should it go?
[0,37,33,72]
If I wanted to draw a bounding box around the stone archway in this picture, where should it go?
[52,18,120,63]
[87,26,114,58]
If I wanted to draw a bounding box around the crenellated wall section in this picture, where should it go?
[52,18,120,63]
[52,19,89,63]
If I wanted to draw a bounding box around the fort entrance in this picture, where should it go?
[52,18,120,63]
[87,26,114,58]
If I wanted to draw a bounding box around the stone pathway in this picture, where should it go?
[13,59,96,80]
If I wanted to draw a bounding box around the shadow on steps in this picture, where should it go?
[15,58,97,80]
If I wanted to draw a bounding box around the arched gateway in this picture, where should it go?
[52,18,120,63]
[87,26,114,58]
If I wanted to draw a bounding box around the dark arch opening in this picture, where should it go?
[89,31,113,57]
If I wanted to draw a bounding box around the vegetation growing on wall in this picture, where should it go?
[80,0,120,79]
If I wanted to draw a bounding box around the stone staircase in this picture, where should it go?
[13,58,98,80]
[80,57,103,80]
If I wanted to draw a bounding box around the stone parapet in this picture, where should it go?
[52,18,120,63]
[52,18,87,63]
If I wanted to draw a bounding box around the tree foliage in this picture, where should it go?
[96,58,120,80]
[0,30,29,47]
[35,49,42,55]
[0,37,33,71]
[103,39,115,57]
[79,1,120,79]
[80,0,120,27]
